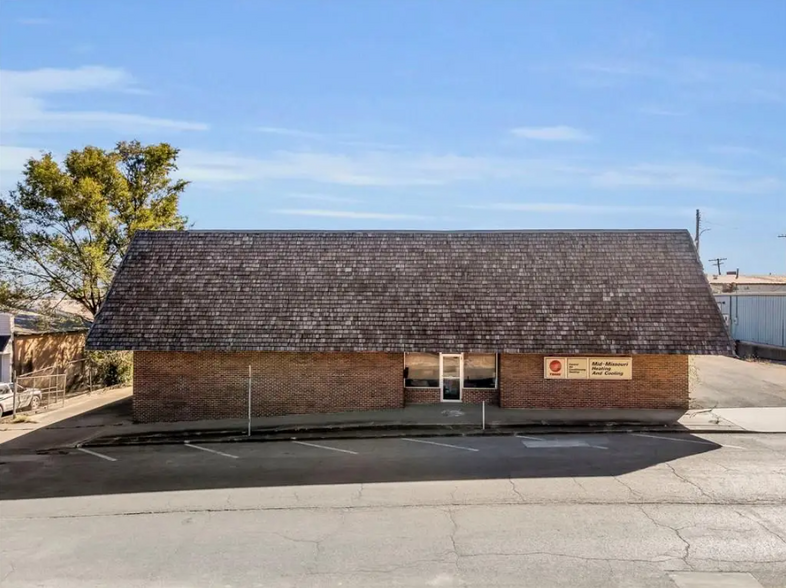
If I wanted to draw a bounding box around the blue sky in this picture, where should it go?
[0,1,784,273]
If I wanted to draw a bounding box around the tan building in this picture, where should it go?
[11,307,91,389]
[87,230,732,423]
[707,273,786,294]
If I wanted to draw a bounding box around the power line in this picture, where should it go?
[708,257,727,274]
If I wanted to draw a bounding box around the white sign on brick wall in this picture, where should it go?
[544,357,632,380]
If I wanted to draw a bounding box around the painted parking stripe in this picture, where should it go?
[631,433,744,449]
[291,441,359,455]
[521,439,607,449]
[515,434,543,441]
[77,447,117,462]
[184,441,239,459]
[401,438,479,452]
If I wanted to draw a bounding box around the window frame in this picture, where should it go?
[403,352,441,389]
[462,352,498,390]
[403,353,498,391]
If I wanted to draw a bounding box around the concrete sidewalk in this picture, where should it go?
[78,403,785,448]
[4,394,784,450]
[0,386,132,446]
[707,407,786,433]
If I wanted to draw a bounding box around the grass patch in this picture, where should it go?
[9,414,38,424]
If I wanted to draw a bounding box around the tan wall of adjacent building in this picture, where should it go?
[499,354,689,410]
[133,351,689,422]
[13,332,87,376]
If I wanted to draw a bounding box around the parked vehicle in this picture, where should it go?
[0,383,42,414]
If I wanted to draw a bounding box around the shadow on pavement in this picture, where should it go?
[0,398,721,500]
[0,397,133,455]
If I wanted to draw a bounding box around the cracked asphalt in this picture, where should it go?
[2,432,786,587]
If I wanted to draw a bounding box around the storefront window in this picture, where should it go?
[463,353,497,388]
[404,353,439,387]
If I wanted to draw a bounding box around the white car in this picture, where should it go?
[0,383,43,414]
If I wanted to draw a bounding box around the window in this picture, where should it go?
[463,353,497,388]
[404,353,439,387]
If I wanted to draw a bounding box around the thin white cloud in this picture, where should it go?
[179,149,530,186]
[580,61,655,76]
[17,17,52,26]
[287,193,361,203]
[0,66,207,134]
[0,145,45,191]
[0,145,42,173]
[73,43,95,55]
[177,148,782,194]
[254,126,324,139]
[273,209,427,220]
[590,163,781,193]
[461,202,701,216]
[638,106,687,117]
[708,145,759,156]
[510,126,592,141]
[253,126,401,151]
[580,58,786,103]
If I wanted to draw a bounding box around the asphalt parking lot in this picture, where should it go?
[2,431,785,502]
[692,355,786,408]
[3,432,786,587]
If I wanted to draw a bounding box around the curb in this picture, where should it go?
[68,422,754,449]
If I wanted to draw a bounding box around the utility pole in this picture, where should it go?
[694,209,710,255]
[708,257,727,274]
[780,235,786,268]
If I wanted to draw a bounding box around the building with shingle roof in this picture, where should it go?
[87,229,731,422]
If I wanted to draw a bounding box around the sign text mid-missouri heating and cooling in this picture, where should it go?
[544,357,633,380]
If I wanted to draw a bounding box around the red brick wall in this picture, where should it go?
[404,387,498,404]
[134,351,687,422]
[404,387,441,404]
[462,388,500,404]
[133,351,404,422]
[499,354,689,410]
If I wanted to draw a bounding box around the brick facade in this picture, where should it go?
[462,388,500,405]
[403,387,499,405]
[133,351,688,422]
[133,351,403,422]
[499,354,689,410]
[404,387,442,404]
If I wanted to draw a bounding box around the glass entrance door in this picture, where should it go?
[441,354,462,401]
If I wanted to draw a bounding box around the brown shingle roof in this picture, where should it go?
[86,230,732,355]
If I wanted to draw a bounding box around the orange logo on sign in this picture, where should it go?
[549,360,563,373]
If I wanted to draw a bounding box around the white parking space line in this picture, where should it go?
[184,441,239,459]
[631,433,744,449]
[77,447,117,462]
[291,441,359,455]
[401,438,479,452]
[521,439,607,449]
[515,434,543,440]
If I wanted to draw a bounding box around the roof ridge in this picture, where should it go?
[136,228,690,235]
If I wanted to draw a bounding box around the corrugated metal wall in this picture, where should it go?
[714,294,786,348]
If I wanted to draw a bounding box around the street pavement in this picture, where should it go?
[2,432,786,587]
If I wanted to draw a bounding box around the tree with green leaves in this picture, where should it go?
[0,141,188,317]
